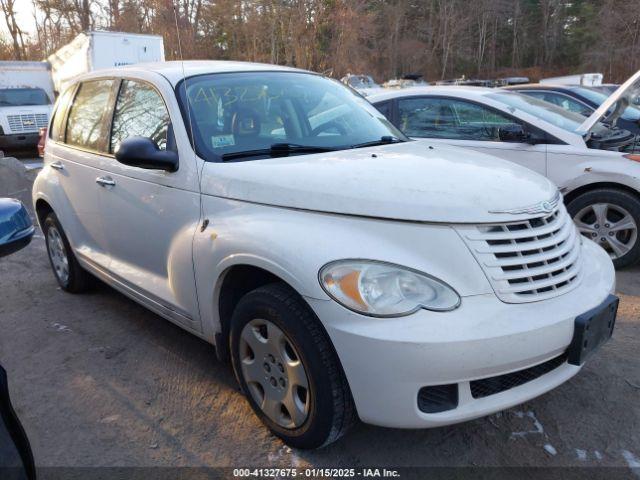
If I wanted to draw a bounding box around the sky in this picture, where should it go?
[0,1,39,38]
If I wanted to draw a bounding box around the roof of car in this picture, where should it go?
[503,84,573,90]
[366,85,497,102]
[75,60,309,85]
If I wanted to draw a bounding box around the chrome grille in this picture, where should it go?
[7,113,48,133]
[457,203,583,303]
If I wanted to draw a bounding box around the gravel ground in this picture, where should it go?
[0,161,639,479]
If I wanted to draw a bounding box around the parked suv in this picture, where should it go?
[33,61,616,449]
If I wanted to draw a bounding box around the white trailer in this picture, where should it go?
[48,31,165,93]
[0,61,54,151]
[540,73,603,87]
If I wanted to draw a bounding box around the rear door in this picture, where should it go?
[45,79,117,269]
[392,96,548,176]
[98,77,202,332]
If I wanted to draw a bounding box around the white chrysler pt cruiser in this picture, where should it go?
[33,61,616,449]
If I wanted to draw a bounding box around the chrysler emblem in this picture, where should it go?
[22,120,34,126]
[489,192,561,215]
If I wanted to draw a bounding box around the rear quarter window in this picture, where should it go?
[49,87,75,142]
[65,80,115,151]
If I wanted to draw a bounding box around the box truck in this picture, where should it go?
[48,31,165,93]
[0,61,54,152]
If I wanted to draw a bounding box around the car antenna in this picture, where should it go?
[172,3,204,197]
[172,3,206,314]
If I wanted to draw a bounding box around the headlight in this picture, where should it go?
[319,260,460,317]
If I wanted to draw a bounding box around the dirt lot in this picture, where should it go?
[0,159,639,478]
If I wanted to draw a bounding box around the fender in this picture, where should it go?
[32,171,60,227]
[560,167,640,199]
[192,194,493,343]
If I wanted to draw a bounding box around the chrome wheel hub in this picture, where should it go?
[239,319,310,429]
[47,226,69,284]
[574,203,638,260]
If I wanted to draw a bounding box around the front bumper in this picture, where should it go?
[306,239,615,428]
[0,132,39,150]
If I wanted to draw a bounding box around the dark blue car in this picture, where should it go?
[505,84,640,134]
[0,198,35,257]
[0,198,36,480]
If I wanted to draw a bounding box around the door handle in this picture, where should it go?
[96,176,116,187]
[50,161,64,170]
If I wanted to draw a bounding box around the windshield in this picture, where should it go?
[177,72,404,161]
[570,86,640,121]
[0,88,50,106]
[487,91,610,135]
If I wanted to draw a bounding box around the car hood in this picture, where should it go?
[200,141,558,223]
[578,69,640,136]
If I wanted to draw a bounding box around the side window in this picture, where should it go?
[398,97,517,141]
[526,91,592,116]
[65,80,115,151]
[375,101,391,120]
[110,80,170,153]
[550,94,592,115]
[49,87,75,142]
[520,91,548,102]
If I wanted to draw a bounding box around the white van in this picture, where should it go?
[0,61,54,151]
[33,61,616,449]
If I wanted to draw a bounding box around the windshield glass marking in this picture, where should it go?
[176,72,406,162]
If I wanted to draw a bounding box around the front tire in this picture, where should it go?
[567,188,640,268]
[43,212,93,292]
[230,283,357,449]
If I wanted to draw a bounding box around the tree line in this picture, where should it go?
[1,0,639,83]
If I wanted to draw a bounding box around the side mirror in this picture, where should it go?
[115,136,178,172]
[498,124,531,143]
[0,199,35,258]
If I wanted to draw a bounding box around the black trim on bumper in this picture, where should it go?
[418,384,459,413]
[470,354,568,399]
[0,133,40,150]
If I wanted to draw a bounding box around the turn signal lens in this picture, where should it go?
[623,154,640,162]
[319,260,460,317]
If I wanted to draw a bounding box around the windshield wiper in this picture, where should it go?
[350,136,404,149]
[221,143,337,161]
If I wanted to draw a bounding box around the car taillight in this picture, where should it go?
[38,127,47,158]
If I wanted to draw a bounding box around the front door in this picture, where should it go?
[98,78,202,332]
[395,96,548,177]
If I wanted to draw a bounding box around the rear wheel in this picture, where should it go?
[230,282,357,449]
[567,188,640,268]
[43,212,93,292]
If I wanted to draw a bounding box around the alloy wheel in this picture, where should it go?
[47,226,69,284]
[574,202,638,260]
[239,318,310,429]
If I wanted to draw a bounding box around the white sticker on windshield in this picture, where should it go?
[211,134,235,148]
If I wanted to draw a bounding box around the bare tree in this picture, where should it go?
[0,0,27,59]
[3,0,640,82]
